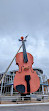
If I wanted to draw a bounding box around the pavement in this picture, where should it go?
[0,104,49,111]
[0,94,49,111]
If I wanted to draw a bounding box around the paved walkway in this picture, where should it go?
[0,104,49,111]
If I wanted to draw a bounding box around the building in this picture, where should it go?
[0,68,48,96]
[47,79,49,93]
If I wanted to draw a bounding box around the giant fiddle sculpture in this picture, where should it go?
[14,36,40,94]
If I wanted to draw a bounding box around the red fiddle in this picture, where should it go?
[13,37,40,94]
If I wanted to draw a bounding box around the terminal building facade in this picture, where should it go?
[0,68,48,96]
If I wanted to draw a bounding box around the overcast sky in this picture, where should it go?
[0,0,49,78]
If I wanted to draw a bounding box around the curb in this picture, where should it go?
[0,102,49,107]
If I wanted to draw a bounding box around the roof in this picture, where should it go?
[0,68,43,76]
[33,68,43,74]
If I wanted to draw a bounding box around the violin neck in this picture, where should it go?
[22,40,28,63]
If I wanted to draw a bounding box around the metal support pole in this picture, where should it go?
[0,44,22,84]
[11,85,13,96]
[42,85,44,94]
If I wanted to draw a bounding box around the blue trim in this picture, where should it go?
[5,84,13,86]
[40,84,49,86]
[5,83,49,86]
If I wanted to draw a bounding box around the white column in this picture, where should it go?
[42,85,44,94]
[13,72,14,81]
[11,85,13,96]
[1,79,3,94]
[47,86,49,93]
[46,86,48,94]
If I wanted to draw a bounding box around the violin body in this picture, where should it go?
[14,52,40,94]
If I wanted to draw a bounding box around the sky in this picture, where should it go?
[0,0,49,78]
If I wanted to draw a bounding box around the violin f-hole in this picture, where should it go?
[25,75,30,92]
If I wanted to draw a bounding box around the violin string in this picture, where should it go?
[0,44,22,84]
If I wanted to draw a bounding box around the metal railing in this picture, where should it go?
[0,94,49,103]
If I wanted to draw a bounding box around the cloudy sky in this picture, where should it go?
[0,0,49,78]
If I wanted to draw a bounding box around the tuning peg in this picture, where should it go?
[18,39,22,41]
[25,35,29,40]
